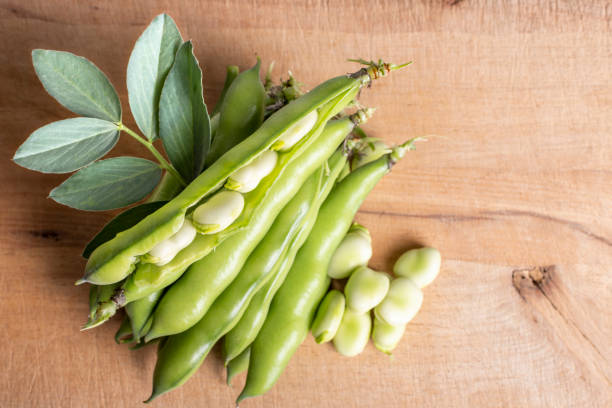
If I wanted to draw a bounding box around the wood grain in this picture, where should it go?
[0,1,610,407]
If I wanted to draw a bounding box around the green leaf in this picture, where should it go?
[13,118,119,173]
[82,201,167,258]
[127,14,182,141]
[159,41,211,182]
[32,49,121,122]
[49,157,161,211]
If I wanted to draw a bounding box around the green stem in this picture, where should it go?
[118,123,187,187]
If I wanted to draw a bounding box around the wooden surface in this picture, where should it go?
[1,1,610,407]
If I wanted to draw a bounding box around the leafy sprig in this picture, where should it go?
[13,14,209,211]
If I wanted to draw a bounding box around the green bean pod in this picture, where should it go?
[206,60,264,165]
[226,347,250,386]
[222,235,298,364]
[147,147,348,401]
[134,174,183,338]
[238,139,415,401]
[221,146,346,360]
[144,111,363,341]
[88,285,98,321]
[209,66,240,139]
[350,137,391,170]
[86,282,121,328]
[107,172,181,343]
[85,233,226,329]
[84,160,182,326]
[125,290,163,341]
[211,65,240,116]
[81,66,375,286]
[114,316,133,344]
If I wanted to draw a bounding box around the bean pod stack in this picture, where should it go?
[14,13,442,404]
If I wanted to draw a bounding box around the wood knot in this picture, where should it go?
[512,265,556,295]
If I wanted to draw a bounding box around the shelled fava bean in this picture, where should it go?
[271,110,318,151]
[225,150,278,193]
[344,266,390,313]
[192,190,245,234]
[145,220,197,266]
[311,290,345,344]
[327,223,372,279]
[393,247,441,288]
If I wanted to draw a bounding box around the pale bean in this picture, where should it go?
[372,316,405,355]
[311,290,345,344]
[272,110,318,151]
[192,190,244,234]
[226,150,278,193]
[393,247,441,288]
[332,308,371,357]
[344,266,390,313]
[327,223,372,279]
[146,220,196,266]
[374,277,423,326]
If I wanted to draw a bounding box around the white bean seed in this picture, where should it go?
[344,266,390,313]
[374,277,423,326]
[226,150,278,193]
[272,110,318,151]
[192,190,245,234]
[333,308,371,357]
[371,316,405,355]
[393,247,441,288]
[311,290,345,344]
[327,224,372,279]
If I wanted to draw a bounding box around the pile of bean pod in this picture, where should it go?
[14,14,441,404]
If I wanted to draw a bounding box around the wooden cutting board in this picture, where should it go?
[0,1,610,407]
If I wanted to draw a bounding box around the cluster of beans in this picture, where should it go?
[313,229,441,356]
[81,59,420,403]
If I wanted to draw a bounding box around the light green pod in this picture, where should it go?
[87,282,120,322]
[374,277,423,326]
[372,316,405,355]
[333,308,371,357]
[393,247,441,288]
[311,290,345,344]
[114,316,133,344]
[226,347,250,386]
[327,223,372,279]
[125,289,163,341]
[344,266,390,313]
[192,190,244,234]
[351,138,391,170]
[88,285,98,320]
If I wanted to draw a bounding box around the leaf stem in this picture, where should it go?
[117,123,187,187]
